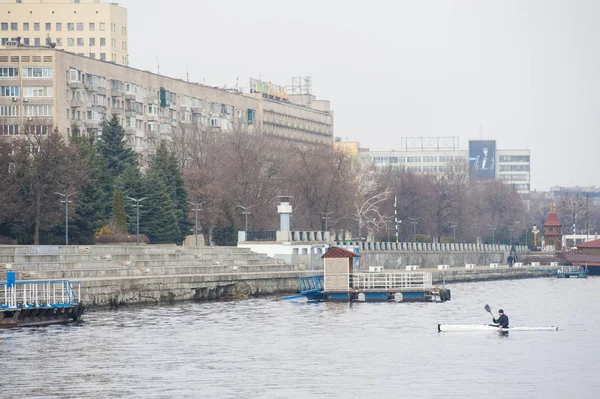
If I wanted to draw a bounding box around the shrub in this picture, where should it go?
[95,225,148,244]
[415,234,431,243]
[440,237,456,244]
[0,235,17,245]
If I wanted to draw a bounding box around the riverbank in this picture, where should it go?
[1,245,558,309]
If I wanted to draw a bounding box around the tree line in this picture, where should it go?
[2,117,594,246]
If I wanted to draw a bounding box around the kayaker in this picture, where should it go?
[492,309,509,328]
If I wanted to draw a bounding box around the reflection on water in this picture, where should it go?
[1,278,599,398]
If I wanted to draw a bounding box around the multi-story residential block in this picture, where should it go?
[357,142,531,194]
[0,0,128,65]
[0,46,334,163]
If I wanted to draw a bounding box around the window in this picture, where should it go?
[34,23,40,31]
[45,23,51,31]
[77,38,84,46]
[89,37,95,46]
[0,125,19,135]
[89,53,95,59]
[23,22,29,31]
[499,155,530,162]
[23,67,52,78]
[34,38,40,46]
[407,156,422,163]
[100,37,105,46]
[100,53,106,61]
[11,22,18,31]
[0,105,19,116]
[56,22,62,31]
[1,38,7,45]
[67,38,75,46]
[67,23,74,31]
[0,68,18,78]
[89,23,95,31]
[23,86,53,98]
[1,23,7,31]
[23,38,29,45]
[56,38,62,46]
[77,22,83,31]
[0,86,19,96]
[99,22,106,31]
[423,156,437,163]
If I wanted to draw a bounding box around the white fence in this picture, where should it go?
[349,272,433,291]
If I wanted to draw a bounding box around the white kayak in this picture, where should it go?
[438,324,558,332]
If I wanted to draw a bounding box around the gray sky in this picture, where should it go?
[120,0,600,191]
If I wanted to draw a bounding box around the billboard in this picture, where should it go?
[469,140,496,180]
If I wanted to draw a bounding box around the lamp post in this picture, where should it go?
[386,216,395,242]
[488,224,497,245]
[187,200,205,247]
[448,221,458,242]
[126,196,147,245]
[320,211,332,232]
[237,205,254,233]
[55,192,76,245]
[409,217,419,242]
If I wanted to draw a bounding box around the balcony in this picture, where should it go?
[124,92,136,100]
[147,114,159,122]
[125,110,137,118]
[69,99,84,108]
[111,88,123,97]
[85,120,101,130]
[85,82,98,92]
[69,81,83,90]
[191,106,204,114]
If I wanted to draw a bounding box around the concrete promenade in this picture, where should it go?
[0,245,556,309]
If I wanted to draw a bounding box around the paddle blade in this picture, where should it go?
[484,304,492,314]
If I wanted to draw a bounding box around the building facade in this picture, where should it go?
[358,146,531,194]
[0,0,128,65]
[0,47,334,162]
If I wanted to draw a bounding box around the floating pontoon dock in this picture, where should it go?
[1,271,84,328]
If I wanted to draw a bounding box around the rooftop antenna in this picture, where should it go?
[186,63,189,82]
[157,57,160,75]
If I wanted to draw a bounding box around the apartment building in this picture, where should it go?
[0,0,128,65]
[0,47,334,163]
[358,145,531,194]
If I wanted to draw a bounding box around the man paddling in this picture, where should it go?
[492,309,509,328]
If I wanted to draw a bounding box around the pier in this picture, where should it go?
[1,271,83,328]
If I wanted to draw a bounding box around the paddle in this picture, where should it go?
[485,304,495,318]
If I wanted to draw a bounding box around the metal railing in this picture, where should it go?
[349,272,433,290]
[246,231,276,242]
[299,275,324,293]
[1,279,81,310]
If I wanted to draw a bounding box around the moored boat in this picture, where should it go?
[438,324,558,332]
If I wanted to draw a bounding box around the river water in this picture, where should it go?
[1,277,599,399]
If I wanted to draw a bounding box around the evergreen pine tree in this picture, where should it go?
[141,170,181,243]
[69,134,112,244]
[148,142,190,241]
[98,115,137,180]
[112,189,128,234]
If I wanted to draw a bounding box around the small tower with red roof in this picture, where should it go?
[543,203,562,251]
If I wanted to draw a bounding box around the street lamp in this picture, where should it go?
[126,196,147,245]
[320,211,332,232]
[508,226,514,245]
[55,192,76,245]
[488,224,497,245]
[237,205,254,232]
[448,221,458,242]
[187,200,205,247]
[409,217,419,242]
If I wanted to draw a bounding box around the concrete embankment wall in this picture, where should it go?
[0,245,313,309]
[430,266,556,284]
[358,251,509,269]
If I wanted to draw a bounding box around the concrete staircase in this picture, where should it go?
[0,245,312,308]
